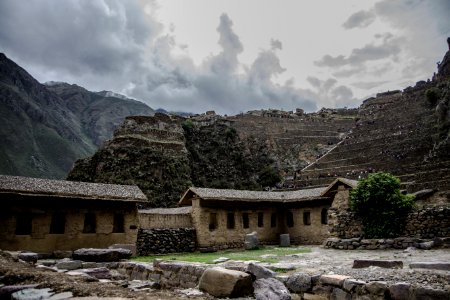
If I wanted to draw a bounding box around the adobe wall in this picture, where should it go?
[138,213,192,229]
[0,196,139,253]
[136,228,196,255]
[287,205,331,244]
[190,199,281,250]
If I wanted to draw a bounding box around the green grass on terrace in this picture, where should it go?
[134,246,311,264]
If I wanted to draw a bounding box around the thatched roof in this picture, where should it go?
[0,175,147,202]
[139,206,192,215]
[179,186,326,206]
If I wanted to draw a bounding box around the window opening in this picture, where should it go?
[303,211,311,225]
[113,213,125,233]
[83,213,96,233]
[49,213,65,234]
[286,211,294,228]
[227,212,235,229]
[209,213,217,231]
[257,212,264,227]
[16,213,32,235]
[242,213,249,229]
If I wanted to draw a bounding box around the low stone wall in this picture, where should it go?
[324,237,450,250]
[328,205,450,239]
[137,228,196,255]
[112,260,450,299]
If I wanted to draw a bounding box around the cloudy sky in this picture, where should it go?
[0,0,449,115]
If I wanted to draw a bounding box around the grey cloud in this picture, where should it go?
[270,39,283,51]
[351,81,389,90]
[0,1,320,115]
[342,10,376,29]
[315,35,402,70]
[306,76,357,108]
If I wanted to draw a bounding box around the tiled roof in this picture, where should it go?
[0,175,147,202]
[179,186,326,206]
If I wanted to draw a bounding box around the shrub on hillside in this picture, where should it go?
[425,88,440,106]
[349,172,415,238]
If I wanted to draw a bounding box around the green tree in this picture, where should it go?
[349,172,415,238]
[258,166,281,188]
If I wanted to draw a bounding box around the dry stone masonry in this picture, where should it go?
[137,228,196,255]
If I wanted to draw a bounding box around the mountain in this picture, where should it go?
[46,83,154,147]
[0,53,154,179]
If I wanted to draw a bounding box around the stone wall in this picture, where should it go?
[138,211,192,229]
[137,228,196,255]
[328,205,450,240]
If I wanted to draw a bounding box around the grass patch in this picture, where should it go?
[134,246,311,264]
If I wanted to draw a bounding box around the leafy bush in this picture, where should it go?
[258,166,282,188]
[349,172,415,238]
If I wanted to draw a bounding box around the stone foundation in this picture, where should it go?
[324,237,450,250]
[328,205,450,240]
[136,228,196,255]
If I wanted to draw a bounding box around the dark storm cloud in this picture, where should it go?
[314,34,402,68]
[342,10,376,29]
[0,1,323,114]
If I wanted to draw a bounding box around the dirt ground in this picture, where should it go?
[1,247,449,298]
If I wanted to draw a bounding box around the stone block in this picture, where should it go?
[409,262,450,271]
[342,279,365,292]
[56,260,83,270]
[253,278,291,300]
[413,287,449,300]
[199,267,253,298]
[331,288,351,300]
[53,251,72,259]
[286,272,311,293]
[303,293,328,300]
[388,282,411,300]
[352,260,403,269]
[247,263,276,280]
[364,281,387,296]
[18,252,38,264]
[245,232,259,250]
[108,244,136,256]
[73,248,132,262]
[418,241,434,249]
[320,275,350,287]
[280,234,291,247]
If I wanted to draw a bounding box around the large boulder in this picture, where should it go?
[286,272,311,293]
[199,267,253,298]
[245,232,259,250]
[55,260,83,270]
[18,252,38,264]
[279,234,290,247]
[253,278,291,300]
[72,248,132,262]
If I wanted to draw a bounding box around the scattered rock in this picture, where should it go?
[353,260,403,269]
[38,260,56,267]
[253,277,291,300]
[418,241,434,250]
[72,248,132,262]
[342,279,365,292]
[213,257,230,263]
[286,272,311,293]
[56,260,83,270]
[320,275,350,287]
[303,293,328,300]
[247,263,276,280]
[280,234,290,247]
[18,252,38,264]
[0,285,39,299]
[11,288,54,300]
[48,292,73,300]
[264,263,296,272]
[177,288,204,296]
[82,262,98,269]
[245,232,259,250]
[80,267,112,279]
[199,266,253,298]
[413,287,450,300]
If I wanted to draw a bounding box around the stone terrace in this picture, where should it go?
[295,84,450,193]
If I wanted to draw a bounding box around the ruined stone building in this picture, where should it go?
[0,175,147,252]
[139,178,357,252]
